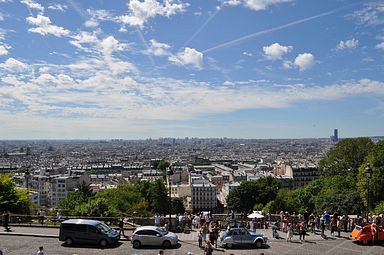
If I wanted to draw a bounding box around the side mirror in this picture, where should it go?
[156,233,161,237]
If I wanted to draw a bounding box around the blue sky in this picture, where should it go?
[0,0,383,139]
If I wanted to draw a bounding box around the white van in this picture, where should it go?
[59,219,120,247]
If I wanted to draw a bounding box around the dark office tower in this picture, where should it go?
[330,129,339,142]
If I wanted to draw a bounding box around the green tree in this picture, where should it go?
[73,197,116,217]
[171,198,185,214]
[150,179,170,215]
[76,180,94,198]
[96,183,150,216]
[58,191,88,213]
[357,140,384,211]
[0,174,31,214]
[227,176,280,212]
[318,137,373,177]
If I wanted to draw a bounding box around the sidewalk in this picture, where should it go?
[1,226,351,243]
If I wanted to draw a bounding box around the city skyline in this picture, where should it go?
[0,0,383,139]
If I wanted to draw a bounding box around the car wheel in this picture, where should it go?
[255,240,263,248]
[163,240,171,248]
[132,240,141,248]
[362,239,369,245]
[65,237,73,246]
[99,239,108,247]
[226,243,233,249]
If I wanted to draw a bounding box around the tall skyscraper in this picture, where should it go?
[330,129,339,142]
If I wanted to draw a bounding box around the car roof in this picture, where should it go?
[134,226,163,231]
[61,219,103,225]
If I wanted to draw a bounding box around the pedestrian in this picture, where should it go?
[252,217,257,232]
[320,219,326,239]
[337,217,342,237]
[298,222,304,241]
[154,213,161,227]
[36,246,44,255]
[209,230,215,247]
[286,223,293,242]
[3,211,10,232]
[203,240,213,255]
[198,230,203,248]
[118,217,125,237]
[211,223,220,248]
[38,209,45,225]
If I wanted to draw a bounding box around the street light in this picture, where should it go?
[365,164,373,222]
[167,167,174,230]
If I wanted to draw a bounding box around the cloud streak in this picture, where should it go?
[203,7,347,53]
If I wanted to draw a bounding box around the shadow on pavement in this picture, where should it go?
[132,243,182,250]
[61,241,123,249]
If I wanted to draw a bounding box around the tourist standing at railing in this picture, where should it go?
[154,213,161,226]
[38,209,45,225]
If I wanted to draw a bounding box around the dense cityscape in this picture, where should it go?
[1,137,335,211]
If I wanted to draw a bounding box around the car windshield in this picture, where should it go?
[157,227,168,235]
[354,226,362,231]
[96,222,112,234]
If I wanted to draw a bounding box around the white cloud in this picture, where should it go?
[283,60,293,69]
[224,0,241,6]
[119,0,189,28]
[0,12,4,21]
[350,2,384,26]
[243,51,253,57]
[294,53,315,71]
[375,42,384,49]
[100,36,127,57]
[336,38,359,50]
[169,47,203,69]
[26,14,70,37]
[143,39,171,56]
[48,3,68,12]
[225,0,291,11]
[21,0,44,12]
[69,31,99,52]
[0,44,9,55]
[263,42,292,60]
[0,58,28,71]
[85,9,113,28]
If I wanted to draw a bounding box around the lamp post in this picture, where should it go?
[25,168,30,189]
[167,167,174,230]
[365,164,373,222]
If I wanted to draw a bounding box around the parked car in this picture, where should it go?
[351,224,384,244]
[220,227,267,248]
[131,226,178,248]
[59,219,120,247]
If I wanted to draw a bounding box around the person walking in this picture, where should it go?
[320,219,326,239]
[2,212,10,232]
[198,230,203,248]
[118,217,125,237]
[36,246,44,255]
[203,240,214,255]
[286,223,293,242]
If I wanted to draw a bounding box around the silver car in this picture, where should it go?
[131,226,178,248]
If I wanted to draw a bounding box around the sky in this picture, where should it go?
[0,0,383,139]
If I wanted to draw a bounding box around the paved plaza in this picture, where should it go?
[0,226,383,255]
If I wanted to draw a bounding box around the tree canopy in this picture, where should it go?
[0,174,31,214]
[59,179,170,217]
[227,176,281,213]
